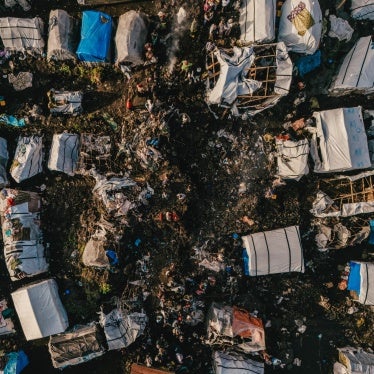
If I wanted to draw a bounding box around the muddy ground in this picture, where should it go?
[0,0,373,373]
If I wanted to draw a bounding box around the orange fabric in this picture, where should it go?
[232,307,264,338]
[131,364,174,374]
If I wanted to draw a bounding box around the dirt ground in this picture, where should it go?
[0,0,373,373]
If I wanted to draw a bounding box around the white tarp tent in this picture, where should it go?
[48,89,83,115]
[278,0,322,54]
[351,0,374,20]
[0,188,48,281]
[48,133,79,175]
[213,351,264,374]
[334,347,374,374]
[329,36,374,95]
[239,0,276,44]
[0,137,9,188]
[99,308,148,351]
[0,17,44,55]
[115,11,148,66]
[11,279,68,341]
[310,107,371,173]
[242,225,304,276]
[10,136,43,183]
[347,261,374,305]
[276,138,309,180]
[47,9,77,61]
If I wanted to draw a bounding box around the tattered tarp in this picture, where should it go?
[239,0,276,43]
[82,225,110,268]
[276,138,309,181]
[0,299,15,336]
[115,11,148,66]
[310,107,371,173]
[213,351,264,374]
[329,36,374,95]
[0,188,48,281]
[10,136,43,183]
[99,308,147,351]
[278,0,322,55]
[334,347,374,373]
[49,324,106,369]
[242,225,304,276]
[206,303,265,353]
[0,17,44,55]
[48,90,83,115]
[351,0,374,20]
[48,133,79,175]
[76,10,112,63]
[347,261,374,305]
[130,364,174,374]
[47,9,77,61]
[11,279,68,341]
[0,137,9,188]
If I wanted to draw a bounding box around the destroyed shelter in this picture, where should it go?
[334,347,374,373]
[347,261,374,305]
[212,350,264,374]
[48,89,83,115]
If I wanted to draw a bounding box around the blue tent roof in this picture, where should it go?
[76,11,112,62]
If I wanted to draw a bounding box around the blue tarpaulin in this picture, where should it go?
[242,248,250,276]
[347,261,361,294]
[368,219,374,245]
[296,50,321,77]
[76,11,112,62]
[4,351,29,374]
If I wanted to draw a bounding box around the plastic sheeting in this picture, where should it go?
[115,11,148,66]
[49,324,106,369]
[99,308,148,351]
[351,0,374,20]
[11,279,68,341]
[0,17,44,55]
[0,138,9,188]
[328,15,353,42]
[48,133,79,175]
[213,351,264,374]
[0,299,15,336]
[82,225,110,268]
[239,0,276,43]
[206,303,265,353]
[295,49,321,77]
[3,350,29,374]
[335,347,374,373]
[0,188,48,281]
[311,107,370,173]
[48,90,83,115]
[47,9,77,61]
[347,262,374,305]
[330,36,374,95]
[76,11,112,63]
[10,136,43,183]
[242,225,304,276]
[278,0,322,54]
[276,138,309,180]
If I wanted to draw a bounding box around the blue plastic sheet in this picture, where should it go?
[0,114,25,127]
[76,11,112,62]
[368,220,374,245]
[296,50,321,77]
[106,249,118,266]
[4,351,29,374]
[347,262,361,294]
[242,248,250,276]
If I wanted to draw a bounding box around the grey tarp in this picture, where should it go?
[47,9,77,61]
[213,351,264,374]
[49,324,106,369]
[0,137,9,188]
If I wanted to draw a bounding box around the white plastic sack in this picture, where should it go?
[328,15,353,42]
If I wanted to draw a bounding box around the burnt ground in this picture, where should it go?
[0,0,373,373]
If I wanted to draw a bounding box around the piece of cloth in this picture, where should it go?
[328,15,353,42]
[8,72,33,91]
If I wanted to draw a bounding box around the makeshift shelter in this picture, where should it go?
[48,324,106,369]
[334,347,374,373]
[311,171,374,218]
[0,188,48,281]
[310,107,371,173]
[11,279,68,341]
[47,9,77,61]
[239,0,276,44]
[351,0,374,20]
[206,43,292,116]
[0,17,44,55]
[0,299,15,336]
[347,261,374,305]
[242,225,304,276]
[213,351,264,374]
[115,11,148,66]
[48,89,83,115]
[99,308,147,350]
[131,364,174,374]
[206,303,265,353]
[276,138,309,180]
[0,137,9,188]
[329,36,374,95]
[76,10,112,63]
[48,133,79,175]
[278,0,322,55]
[10,136,43,183]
